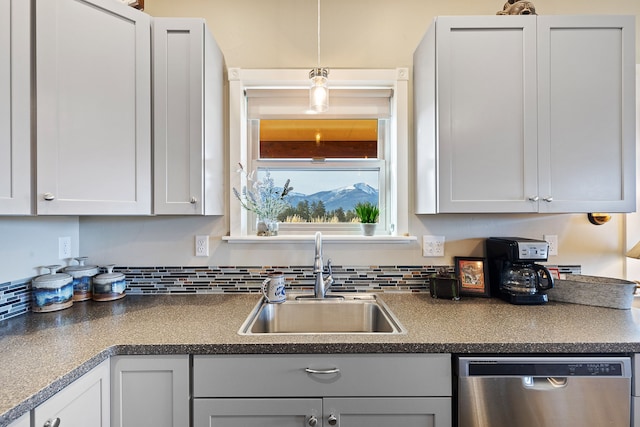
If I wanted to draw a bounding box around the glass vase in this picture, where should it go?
[256,218,279,236]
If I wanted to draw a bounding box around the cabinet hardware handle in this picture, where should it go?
[190,197,197,204]
[307,415,318,426]
[328,414,338,426]
[43,193,55,201]
[543,196,553,202]
[44,418,61,427]
[305,367,340,374]
[528,196,539,202]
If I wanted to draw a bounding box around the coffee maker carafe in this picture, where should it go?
[486,237,554,305]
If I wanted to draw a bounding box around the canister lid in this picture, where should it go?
[32,265,72,288]
[94,264,125,283]
[63,257,99,277]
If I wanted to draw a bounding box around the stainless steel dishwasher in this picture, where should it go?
[457,356,632,427]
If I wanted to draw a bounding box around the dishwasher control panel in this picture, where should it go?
[466,361,625,377]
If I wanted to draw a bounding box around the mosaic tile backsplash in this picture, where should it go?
[0,264,581,321]
[0,278,32,321]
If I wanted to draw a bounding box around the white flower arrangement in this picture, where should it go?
[232,163,293,222]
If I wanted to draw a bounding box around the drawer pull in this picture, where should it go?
[307,415,318,426]
[44,418,60,427]
[305,367,340,375]
[328,414,338,425]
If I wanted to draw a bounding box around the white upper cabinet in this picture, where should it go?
[537,15,635,213]
[35,0,151,215]
[414,15,635,214]
[153,18,225,215]
[0,0,31,215]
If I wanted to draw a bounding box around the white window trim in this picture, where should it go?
[226,68,412,241]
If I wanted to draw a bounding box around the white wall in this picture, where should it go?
[0,217,79,283]
[1,0,637,283]
[626,65,640,282]
[143,0,640,68]
[78,212,625,279]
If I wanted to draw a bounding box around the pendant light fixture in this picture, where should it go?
[309,0,329,113]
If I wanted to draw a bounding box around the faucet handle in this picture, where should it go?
[326,259,333,276]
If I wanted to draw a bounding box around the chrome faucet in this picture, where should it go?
[313,231,334,298]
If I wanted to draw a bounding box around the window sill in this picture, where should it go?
[222,235,418,244]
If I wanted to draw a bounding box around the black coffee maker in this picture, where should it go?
[486,237,554,305]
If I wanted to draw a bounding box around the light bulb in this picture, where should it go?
[309,68,329,113]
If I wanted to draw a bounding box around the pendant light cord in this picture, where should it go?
[317,0,321,68]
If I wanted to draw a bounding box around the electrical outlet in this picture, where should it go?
[423,235,445,257]
[544,234,558,256]
[195,235,209,257]
[58,236,71,259]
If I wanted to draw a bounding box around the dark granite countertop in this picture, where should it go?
[2,293,640,425]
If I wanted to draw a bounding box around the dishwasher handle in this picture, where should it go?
[522,376,568,390]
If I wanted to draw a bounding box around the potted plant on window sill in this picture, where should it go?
[232,164,293,236]
[354,202,380,236]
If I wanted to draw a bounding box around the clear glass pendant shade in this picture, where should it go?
[309,68,329,113]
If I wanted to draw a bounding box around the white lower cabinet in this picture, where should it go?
[32,359,110,427]
[194,398,323,427]
[194,397,451,427]
[6,412,29,427]
[634,354,640,426]
[193,354,452,427]
[111,355,190,427]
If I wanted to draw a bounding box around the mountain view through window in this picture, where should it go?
[258,169,379,223]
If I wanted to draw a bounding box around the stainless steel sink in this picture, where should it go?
[238,293,406,335]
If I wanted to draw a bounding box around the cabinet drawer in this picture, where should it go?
[193,354,451,398]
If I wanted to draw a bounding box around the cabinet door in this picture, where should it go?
[35,0,151,215]
[435,16,538,213]
[153,18,224,215]
[0,0,31,214]
[193,398,323,427]
[111,355,189,427]
[537,15,635,213]
[7,412,29,427]
[33,359,110,427]
[324,397,451,427]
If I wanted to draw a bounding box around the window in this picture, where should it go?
[251,118,388,233]
[228,68,409,238]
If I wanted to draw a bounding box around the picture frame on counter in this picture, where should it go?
[455,256,490,297]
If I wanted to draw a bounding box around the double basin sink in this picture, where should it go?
[239,293,405,335]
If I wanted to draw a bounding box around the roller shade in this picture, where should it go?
[246,88,393,119]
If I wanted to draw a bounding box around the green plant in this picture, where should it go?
[354,202,379,223]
